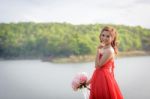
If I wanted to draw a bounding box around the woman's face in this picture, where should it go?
[99,31,113,45]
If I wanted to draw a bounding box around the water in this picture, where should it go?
[0,56,150,99]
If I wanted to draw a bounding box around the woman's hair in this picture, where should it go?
[100,26,118,54]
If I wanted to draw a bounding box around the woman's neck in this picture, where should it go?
[103,44,111,49]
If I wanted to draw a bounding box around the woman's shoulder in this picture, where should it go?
[104,47,114,54]
[103,47,115,58]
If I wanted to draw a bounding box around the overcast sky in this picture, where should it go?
[0,0,150,28]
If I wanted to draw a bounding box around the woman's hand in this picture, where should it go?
[86,79,91,86]
[97,42,105,53]
[97,42,105,49]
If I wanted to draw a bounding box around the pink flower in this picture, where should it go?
[79,73,88,84]
[71,72,88,91]
[72,80,79,91]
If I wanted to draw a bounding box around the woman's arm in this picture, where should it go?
[95,49,113,68]
[95,49,100,67]
[86,78,91,86]
[95,43,105,67]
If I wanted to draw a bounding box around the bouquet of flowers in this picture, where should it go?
[72,72,88,91]
[71,72,90,99]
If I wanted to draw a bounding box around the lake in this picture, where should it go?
[0,56,150,99]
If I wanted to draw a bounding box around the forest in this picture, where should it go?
[0,22,150,59]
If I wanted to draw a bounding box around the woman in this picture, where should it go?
[87,26,124,99]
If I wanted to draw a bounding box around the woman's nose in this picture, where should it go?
[102,36,106,40]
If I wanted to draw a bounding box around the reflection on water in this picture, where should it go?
[0,56,150,99]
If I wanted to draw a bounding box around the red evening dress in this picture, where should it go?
[89,53,123,99]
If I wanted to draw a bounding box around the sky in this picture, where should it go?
[0,0,150,28]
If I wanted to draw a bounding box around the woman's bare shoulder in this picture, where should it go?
[103,47,114,58]
[103,47,114,54]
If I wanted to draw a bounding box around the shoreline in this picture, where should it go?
[118,51,150,57]
[44,51,150,63]
[0,51,150,63]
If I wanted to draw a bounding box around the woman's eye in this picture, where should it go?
[102,34,105,37]
[107,35,110,38]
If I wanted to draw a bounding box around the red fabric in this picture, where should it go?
[90,53,123,99]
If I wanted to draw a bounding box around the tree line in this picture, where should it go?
[0,22,150,59]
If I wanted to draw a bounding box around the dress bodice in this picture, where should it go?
[96,53,115,76]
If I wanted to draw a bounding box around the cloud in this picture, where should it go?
[0,0,150,28]
[135,0,150,4]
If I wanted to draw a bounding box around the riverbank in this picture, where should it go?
[44,51,150,63]
[1,51,150,63]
